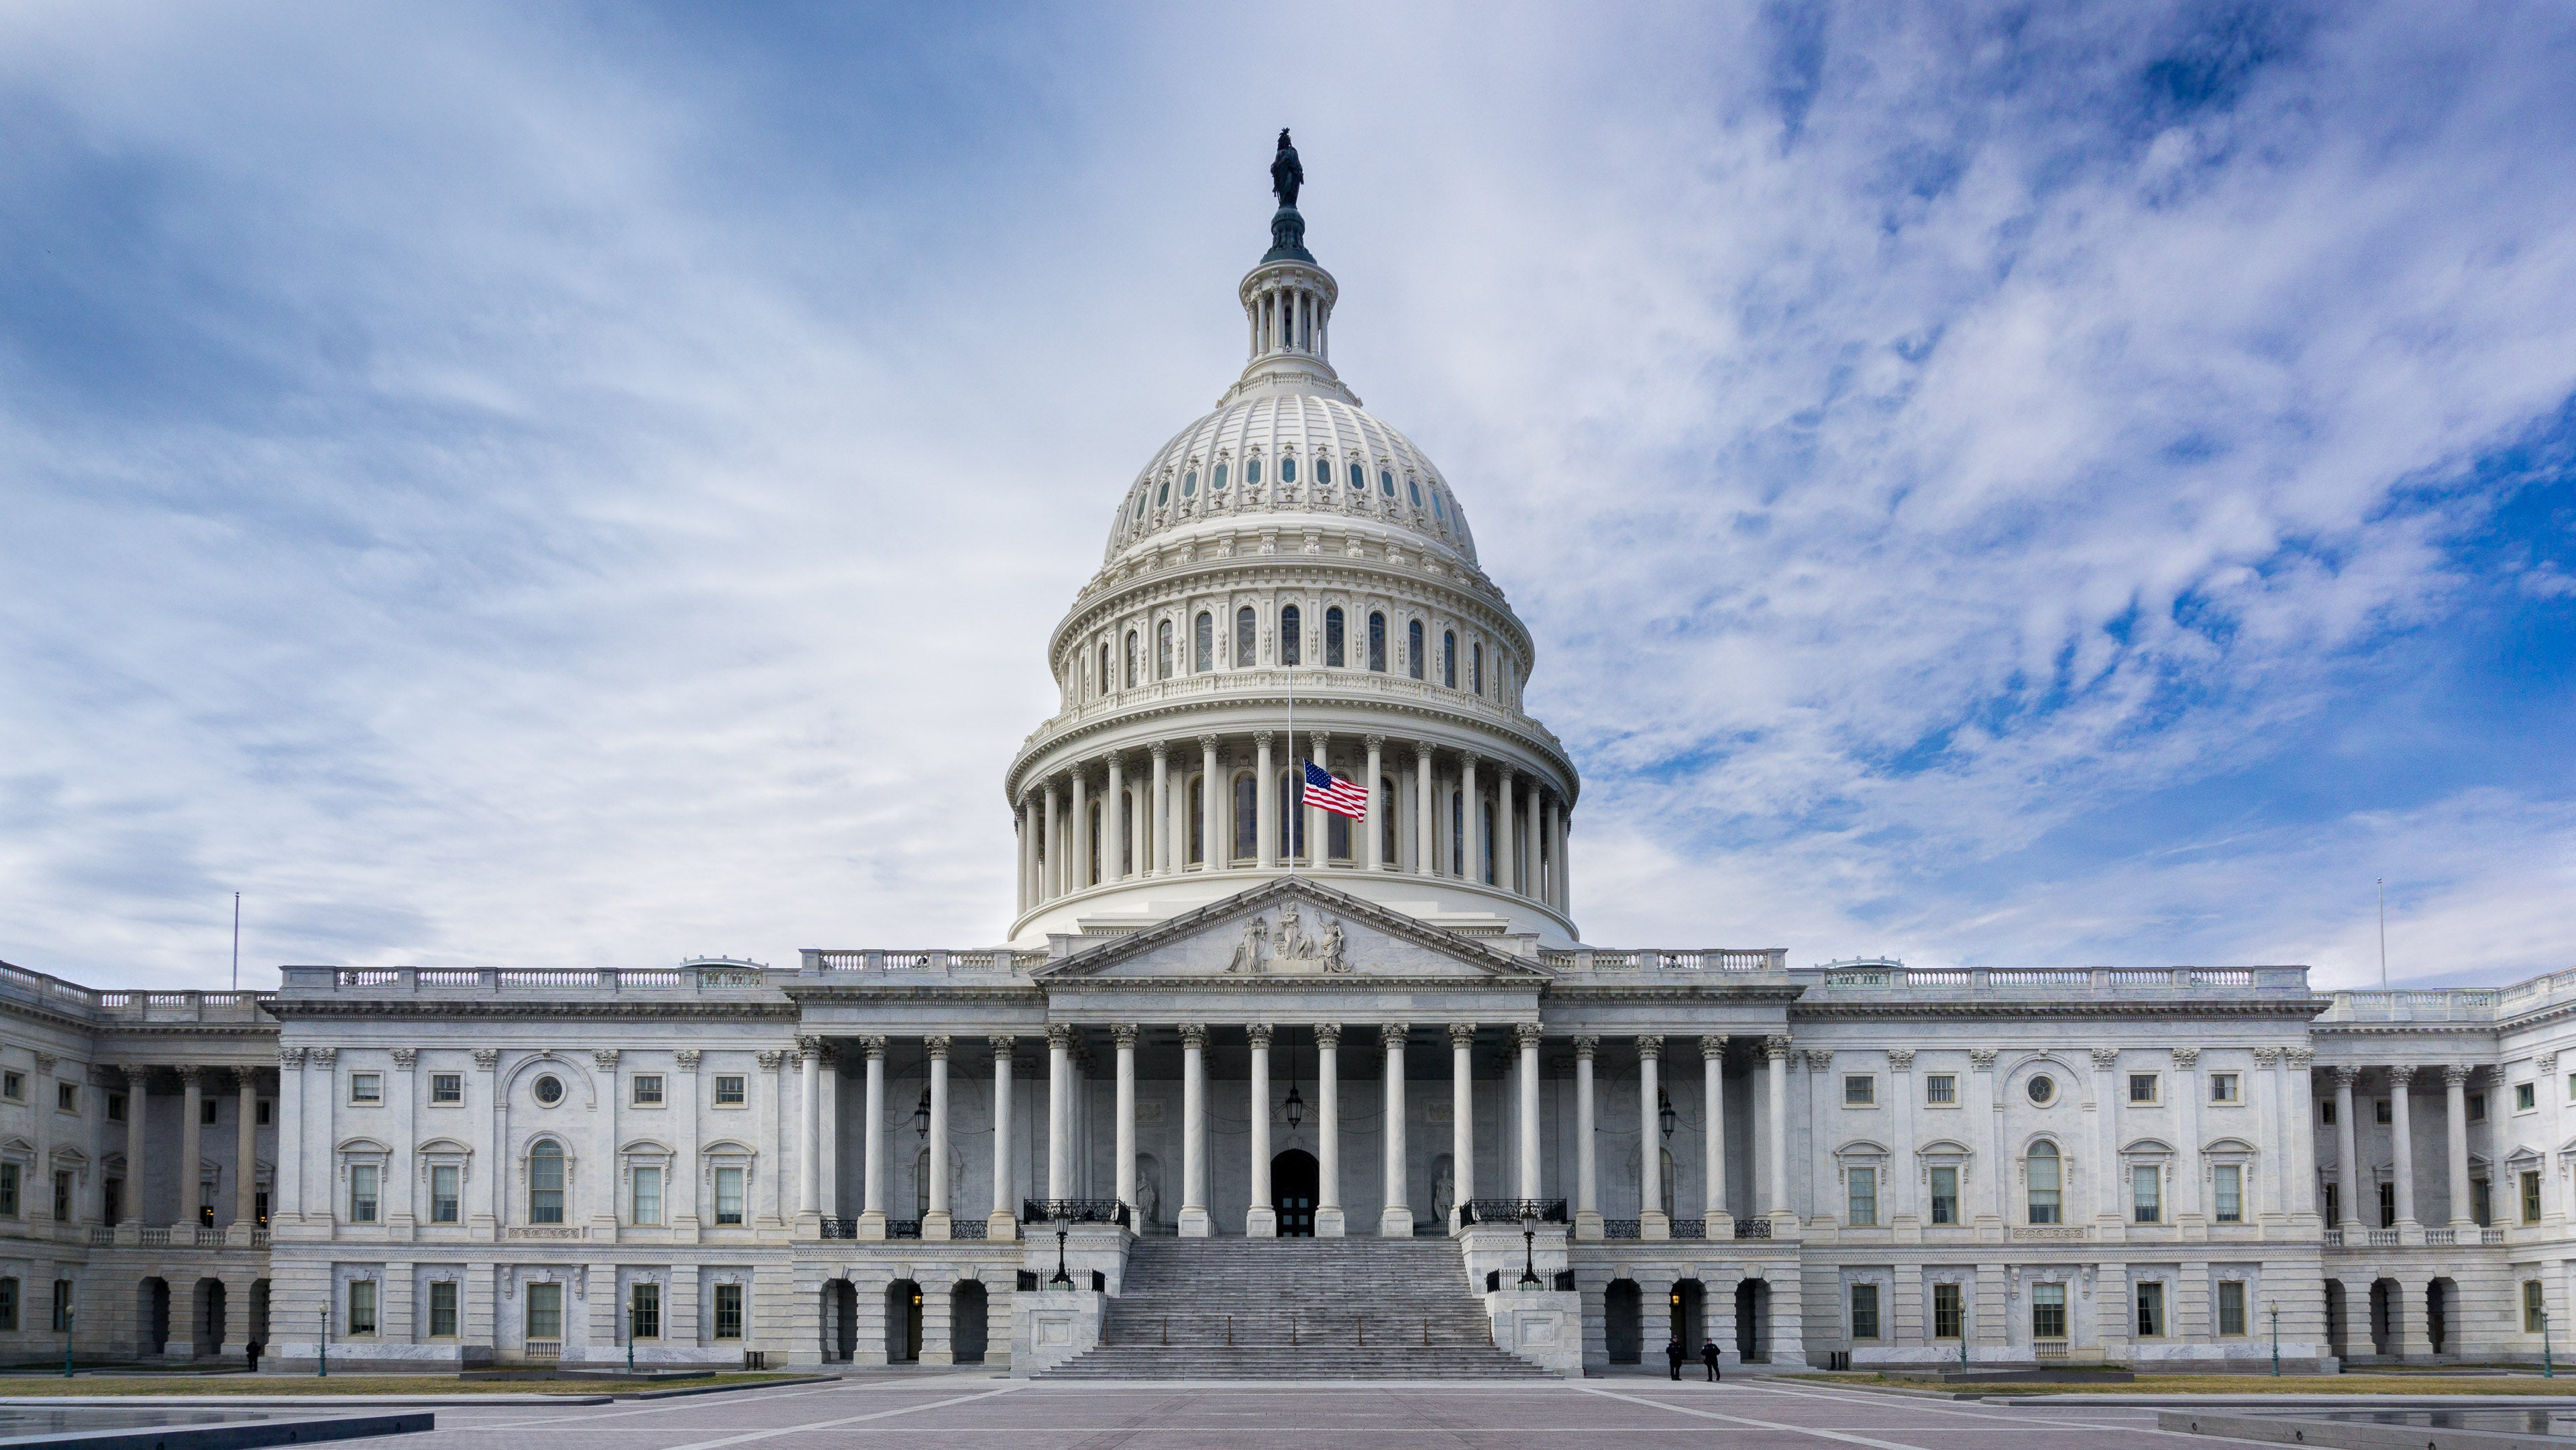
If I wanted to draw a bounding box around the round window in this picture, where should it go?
[533,1074,564,1106]
[2027,1074,2056,1106]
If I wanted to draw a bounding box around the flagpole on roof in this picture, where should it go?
[1286,613,1297,877]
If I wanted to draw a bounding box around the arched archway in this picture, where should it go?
[1669,1280,1705,1355]
[885,1280,921,1363]
[1735,1280,1770,1363]
[2427,1278,2455,1357]
[1604,1279,1642,1364]
[1272,1150,1318,1237]
[953,1281,989,1364]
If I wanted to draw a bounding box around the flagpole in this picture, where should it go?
[1285,621,1297,876]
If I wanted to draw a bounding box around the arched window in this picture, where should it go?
[1471,642,1484,694]
[529,1140,566,1225]
[1381,776,1400,864]
[1324,607,1345,668]
[1213,462,1229,491]
[1407,621,1425,680]
[1348,462,1365,490]
[1481,800,1496,884]
[1187,777,1204,865]
[1368,612,1387,672]
[1450,790,1464,878]
[1247,458,1263,485]
[1133,492,1146,520]
[1279,771,1306,858]
[1236,607,1256,668]
[1087,802,1102,886]
[1281,456,1297,484]
[1124,631,1138,689]
[1233,773,1258,860]
[1660,1149,1678,1216]
[1157,620,1173,680]
[1442,631,1458,688]
[1096,643,1108,698]
[1280,605,1302,666]
[1194,612,1213,672]
[2028,1142,2062,1225]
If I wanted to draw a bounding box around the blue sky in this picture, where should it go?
[3,2,2572,990]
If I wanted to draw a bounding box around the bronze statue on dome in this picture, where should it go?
[1271,129,1303,209]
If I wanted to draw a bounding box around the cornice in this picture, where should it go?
[1544,983,1805,1004]
[264,1001,799,1021]
[784,984,1046,1004]
[1059,552,1523,657]
[1790,998,2332,1022]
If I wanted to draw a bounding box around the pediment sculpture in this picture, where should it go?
[1224,902,1350,974]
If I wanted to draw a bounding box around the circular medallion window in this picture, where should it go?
[533,1074,564,1106]
[2027,1074,2056,1106]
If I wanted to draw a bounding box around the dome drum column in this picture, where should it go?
[1199,735,1222,873]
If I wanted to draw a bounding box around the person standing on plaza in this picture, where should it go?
[1701,1337,1721,1382]
[1666,1336,1686,1380]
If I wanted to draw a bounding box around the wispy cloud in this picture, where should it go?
[1,1,2570,991]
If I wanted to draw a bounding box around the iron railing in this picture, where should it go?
[1022,1199,1131,1227]
[1458,1199,1568,1226]
[1672,1219,1707,1239]
[1603,1219,1641,1240]
[820,1216,858,1239]
[1733,1218,1773,1239]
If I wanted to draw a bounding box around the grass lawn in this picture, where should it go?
[1789,1372,2576,1396]
[0,1372,810,1397]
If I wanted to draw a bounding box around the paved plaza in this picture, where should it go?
[394,1375,2233,1449]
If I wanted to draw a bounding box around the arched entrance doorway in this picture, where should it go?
[885,1280,921,1363]
[1669,1279,1705,1354]
[1604,1279,1642,1364]
[1735,1280,1769,1363]
[953,1282,989,1364]
[1272,1150,1318,1237]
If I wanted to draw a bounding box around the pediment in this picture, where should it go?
[1036,877,1548,984]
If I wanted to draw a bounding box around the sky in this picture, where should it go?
[2,1,2572,992]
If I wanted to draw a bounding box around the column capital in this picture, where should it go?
[1514,1023,1544,1051]
[1699,1034,1727,1061]
[1449,1023,1478,1050]
[1801,1049,1834,1073]
[594,1049,624,1070]
[1179,1023,1209,1050]
[2332,1064,2361,1087]
[1111,1024,1139,1051]
[2285,1045,2315,1069]
[1197,732,1221,753]
[1493,758,1515,781]
[176,1064,207,1085]
[466,1047,493,1070]
[1458,750,1481,770]
[1886,1047,1915,1072]
[1149,739,1171,761]
[2443,1063,2475,1087]
[1246,1023,1275,1049]
[2090,1047,2122,1070]
[923,1035,951,1060]
[2537,1051,2558,1074]
[1966,1047,1996,1069]
[1572,1035,1600,1059]
[2170,1047,2200,1068]
[1102,749,1126,772]
[1415,739,1436,762]
[2251,1046,2282,1067]
[857,1038,888,1062]
[1636,1034,1662,1061]
[756,1050,786,1070]
[1761,1035,1794,1063]
[2387,1063,2418,1086]
[274,1050,303,1072]
[1046,1025,1073,1051]
[1254,730,1275,749]
[1380,1023,1409,1050]
[1315,1022,1342,1048]
[1362,733,1386,752]
[389,1048,418,1070]
[987,1035,1017,1062]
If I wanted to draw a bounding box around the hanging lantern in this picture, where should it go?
[1658,1088,1676,1140]
[1284,1082,1306,1132]
[913,1088,931,1140]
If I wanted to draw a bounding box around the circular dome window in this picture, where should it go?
[533,1074,564,1106]
[2027,1074,2056,1106]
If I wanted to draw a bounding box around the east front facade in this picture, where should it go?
[3,144,2565,1378]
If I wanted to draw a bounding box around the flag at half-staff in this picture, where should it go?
[1302,760,1368,819]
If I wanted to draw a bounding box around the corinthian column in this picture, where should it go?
[1248,1024,1276,1237]
[1179,1023,1211,1237]
[1363,735,1385,870]
[2333,1066,2362,1234]
[1701,1036,1729,1237]
[1450,1024,1477,1229]
[859,1037,888,1238]
[1105,753,1126,882]
[178,1067,205,1229]
[1379,1024,1411,1235]
[1573,1036,1600,1239]
[1460,753,1482,883]
[2389,1064,2419,1237]
[2445,1064,2475,1229]
[1764,1036,1792,1222]
[1199,735,1222,870]
[989,1037,1018,1239]
[1316,1023,1344,1237]
[1046,1026,1073,1202]
[1255,732,1277,869]
[1149,743,1170,877]
[1495,762,1517,893]
[1413,742,1435,876]
[923,1036,952,1239]
[1639,1036,1668,1239]
[1112,1025,1138,1221]
[1516,1024,1542,1203]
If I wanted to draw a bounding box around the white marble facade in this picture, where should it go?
[3,177,2567,1377]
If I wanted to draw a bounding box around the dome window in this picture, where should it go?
[1432,490,1447,522]
[1442,630,1458,689]
[1124,631,1140,689]
[1183,470,1197,497]
[1348,462,1364,490]
[1407,621,1424,680]
[1157,620,1174,680]
[1324,607,1345,668]
[1281,456,1297,484]
[1368,611,1387,672]
[1380,470,1395,496]
[1134,493,1147,520]
[1235,607,1256,668]
[1471,641,1484,695]
[1247,458,1263,485]
[1279,605,1301,666]
[1407,480,1423,508]
[1193,611,1213,672]
[1213,463,1229,491]
[1156,480,1170,506]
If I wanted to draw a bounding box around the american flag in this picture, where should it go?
[1303,760,1369,819]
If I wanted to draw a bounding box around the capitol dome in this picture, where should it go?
[1003,160,1581,950]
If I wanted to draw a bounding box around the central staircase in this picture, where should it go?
[1036,1237,1554,1379]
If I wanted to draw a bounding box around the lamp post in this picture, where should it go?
[1518,1214,1541,1288]
[2267,1301,2279,1377]
[317,1303,329,1378]
[2544,1305,2555,1379]
[1051,1209,1074,1288]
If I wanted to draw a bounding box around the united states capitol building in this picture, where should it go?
[5,148,2571,1378]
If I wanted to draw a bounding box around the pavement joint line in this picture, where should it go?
[465,1379,871,1431]
[1574,1384,1939,1449]
[641,1383,1026,1450]
[1722,1378,2304,1442]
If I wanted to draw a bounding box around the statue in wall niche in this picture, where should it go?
[1227,916,1269,974]
[1320,917,1348,973]
[1135,1155,1163,1229]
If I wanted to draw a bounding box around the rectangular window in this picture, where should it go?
[632,1075,665,1106]
[50,1280,71,1333]
[2567,1070,2576,1102]
[3,1161,23,1216]
[2518,1082,2538,1112]
[1849,1283,1880,1341]
[1924,1074,1957,1106]
[2129,1073,2159,1104]
[3,1071,21,1100]
[2470,1092,2487,1123]
[2320,1098,2337,1126]
[1846,1167,1877,1227]
[2473,1177,2492,1228]
[2524,1170,2544,1225]
[104,1179,121,1226]
[53,1170,72,1222]
[714,1283,744,1340]
[0,1278,15,1333]
[350,1073,382,1104]
[2217,1280,2246,1337]
[2375,1098,2392,1125]
[715,1166,746,1225]
[714,1076,747,1106]
[631,1282,661,1341]
[2209,1073,2239,1104]
[2028,1150,2062,1225]
[1843,1075,1875,1107]
[1929,1166,1959,1226]
[350,1163,380,1223]
[107,1092,125,1123]
[429,1281,458,1339]
[2212,1165,2243,1224]
[2031,1282,2066,1340]
[2135,1282,2165,1338]
[430,1073,462,1104]
[2528,1280,2548,1334]
[1931,1282,1964,1340]
[431,1165,460,1225]
[2379,1182,2397,1228]
[633,1166,663,1227]
[256,1099,272,1125]
[526,1282,562,1341]
[55,1083,77,1114]
[201,1096,219,1125]
[2132,1165,2161,1224]
[347,1280,377,1337]
[2324,1182,2341,1228]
